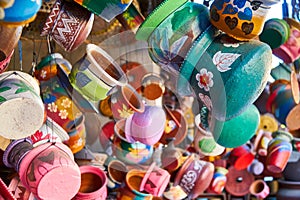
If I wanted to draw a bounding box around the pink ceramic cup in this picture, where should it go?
[249,179,270,199]
[18,142,81,200]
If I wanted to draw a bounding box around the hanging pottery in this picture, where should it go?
[248,159,264,175]
[253,130,273,156]
[141,73,165,101]
[178,31,272,121]
[40,0,94,52]
[259,18,290,49]
[249,179,270,199]
[0,0,42,26]
[206,167,228,194]
[73,165,108,200]
[69,44,128,101]
[209,0,280,41]
[273,18,300,64]
[228,144,255,170]
[135,0,210,76]
[106,159,128,189]
[0,71,44,140]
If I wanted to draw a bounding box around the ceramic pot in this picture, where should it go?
[141,73,165,101]
[40,0,94,52]
[18,142,81,200]
[258,114,278,133]
[249,180,270,199]
[0,71,44,140]
[178,30,272,121]
[99,96,113,118]
[248,159,264,175]
[73,165,108,200]
[107,159,127,189]
[266,130,293,173]
[210,0,280,41]
[113,119,154,165]
[228,144,255,170]
[110,84,145,120]
[286,103,300,135]
[277,179,300,200]
[259,18,290,49]
[283,151,300,181]
[0,0,42,26]
[125,105,166,145]
[253,130,273,156]
[136,0,210,75]
[273,18,300,63]
[225,166,255,196]
[173,154,214,199]
[207,167,228,194]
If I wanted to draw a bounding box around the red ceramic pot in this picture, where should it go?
[173,154,214,199]
[73,165,108,200]
[228,144,255,170]
[40,0,94,52]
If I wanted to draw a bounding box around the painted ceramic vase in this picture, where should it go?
[225,166,255,196]
[178,31,272,121]
[273,18,300,63]
[0,71,44,140]
[277,179,300,200]
[173,154,214,199]
[40,0,94,52]
[18,142,81,200]
[110,84,145,120]
[209,0,280,41]
[207,167,228,194]
[125,105,166,145]
[249,180,270,199]
[136,0,210,75]
[73,0,133,22]
[211,104,260,148]
[73,165,108,200]
[259,18,290,49]
[266,130,293,173]
[228,144,255,170]
[34,54,86,154]
[266,80,296,125]
[0,0,42,26]
[113,119,153,165]
[69,44,127,101]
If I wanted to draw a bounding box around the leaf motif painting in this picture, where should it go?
[213,51,241,72]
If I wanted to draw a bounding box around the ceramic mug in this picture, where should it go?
[136,0,210,75]
[249,180,270,199]
[0,71,44,140]
[273,18,300,63]
[210,0,280,41]
[41,0,94,52]
[18,142,81,200]
[0,0,42,26]
[73,165,108,200]
[113,119,154,165]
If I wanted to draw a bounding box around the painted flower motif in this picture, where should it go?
[47,102,58,113]
[117,104,134,118]
[40,69,47,79]
[61,98,71,108]
[196,69,214,92]
[59,109,68,119]
[199,93,213,111]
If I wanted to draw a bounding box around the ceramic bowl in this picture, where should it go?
[40,0,94,52]
[210,0,280,41]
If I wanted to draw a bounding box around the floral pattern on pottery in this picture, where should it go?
[210,0,280,41]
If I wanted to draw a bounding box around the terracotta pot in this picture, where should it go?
[249,179,270,199]
[18,142,81,200]
[210,0,280,41]
[110,84,145,120]
[41,0,94,52]
[173,154,214,199]
[73,165,108,200]
[0,71,44,140]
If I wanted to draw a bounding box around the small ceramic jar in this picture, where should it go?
[249,180,270,199]
[210,0,280,41]
[136,0,210,75]
[40,0,94,52]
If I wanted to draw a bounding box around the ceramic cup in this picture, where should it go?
[249,180,270,199]
[125,105,166,145]
[69,44,128,101]
[136,0,210,76]
[259,18,290,49]
[210,0,280,41]
[41,0,94,52]
[113,119,154,165]
[173,154,214,199]
[273,18,300,63]
[0,0,42,26]
[110,84,145,120]
[0,71,44,140]
[228,144,255,170]
[207,167,228,194]
[73,165,108,200]
[18,142,81,200]
[178,30,272,121]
